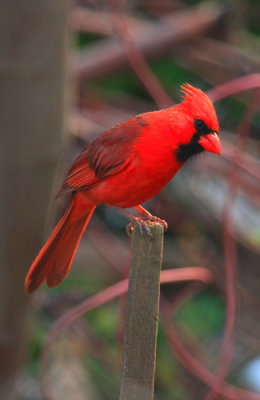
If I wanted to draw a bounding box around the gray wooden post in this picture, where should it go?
[119,223,164,400]
[0,1,69,398]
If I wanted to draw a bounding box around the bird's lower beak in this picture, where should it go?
[198,132,221,154]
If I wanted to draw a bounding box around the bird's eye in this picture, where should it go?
[194,118,210,135]
[195,119,204,129]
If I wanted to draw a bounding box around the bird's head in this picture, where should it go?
[174,83,221,163]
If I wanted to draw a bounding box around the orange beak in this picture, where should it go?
[198,132,221,154]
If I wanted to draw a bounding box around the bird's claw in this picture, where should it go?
[126,215,168,237]
[126,217,153,237]
[146,215,168,231]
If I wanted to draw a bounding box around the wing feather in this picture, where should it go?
[58,116,146,196]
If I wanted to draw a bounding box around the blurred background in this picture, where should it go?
[1,0,260,399]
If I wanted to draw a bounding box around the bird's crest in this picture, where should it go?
[179,83,219,134]
[180,83,204,103]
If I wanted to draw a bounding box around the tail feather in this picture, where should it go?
[25,200,96,293]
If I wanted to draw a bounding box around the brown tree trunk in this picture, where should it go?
[0,1,69,399]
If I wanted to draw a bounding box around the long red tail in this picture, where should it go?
[25,197,96,293]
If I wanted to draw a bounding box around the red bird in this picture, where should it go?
[25,84,220,293]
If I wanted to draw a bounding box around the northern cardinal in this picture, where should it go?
[25,84,220,293]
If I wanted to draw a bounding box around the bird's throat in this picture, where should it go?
[175,133,204,163]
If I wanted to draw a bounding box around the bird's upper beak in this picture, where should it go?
[198,132,221,154]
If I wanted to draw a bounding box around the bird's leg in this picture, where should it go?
[135,205,168,231]
[119,208,153,237]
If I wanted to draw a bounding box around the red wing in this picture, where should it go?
[58,116,146,196]
[58,157,98,195]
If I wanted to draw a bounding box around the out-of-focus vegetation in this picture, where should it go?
[11,0,260,399]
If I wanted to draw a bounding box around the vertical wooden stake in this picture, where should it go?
[119,223,164,400]
[0,1,69,399]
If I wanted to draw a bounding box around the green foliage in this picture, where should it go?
[87,302,119,343]
[150,58,203,94]
[93,58,204,105]
[95,69,150,99]
[175,289,225,341]
[86,356,120,399]
[26,316,50,377]
[76,32,101,47]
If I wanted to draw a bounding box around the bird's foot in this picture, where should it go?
[134,205,168,232]
[145,214,168,231]
[126,217,153,237]
[119,206,168,236]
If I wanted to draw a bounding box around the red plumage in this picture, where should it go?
[25,84,221,293]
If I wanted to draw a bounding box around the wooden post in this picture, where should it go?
[0,1,69,399]
[119,223,164,400]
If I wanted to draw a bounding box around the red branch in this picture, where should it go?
[162,296,260,400]
[207,73,260,102]
[109,0,173,108]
